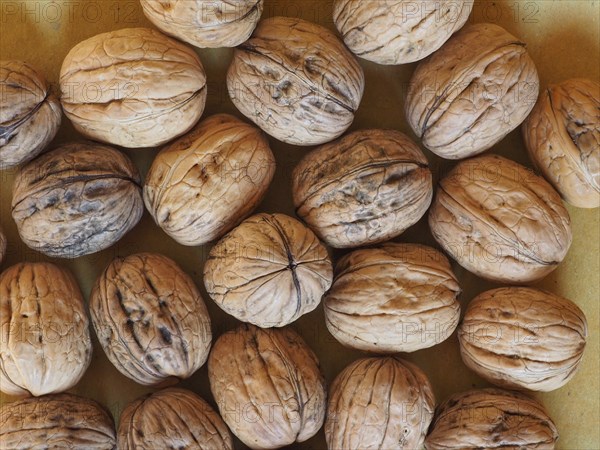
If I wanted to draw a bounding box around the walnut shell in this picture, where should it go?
[227,16,365,146]
[118,388,233,450]
[429,154,572,283]
[0,61,61,168]
[11,142,143,258]
[325,357,435,450]
[140,0,263,48]
[324,243,461,353]
[333,0,473,65]
[405,23,539,160]
[0,393,116,449]
[0,262,92,397]
[0,227,6,265]
[425,388,559,449]
[204,213,333,328]
[523,78,600,208]
[144,114,276,246]
[208,324,326,449]
[459,287,587,392]
[292,129,433,248]
[60,27,207,148]
[89,253,212,386]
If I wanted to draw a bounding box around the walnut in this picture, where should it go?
[0,262,92,397]
[523,78,600,208]
[429,154,572,283]
[118,388,233,450]
[324,243,461,353]
[459,287,587,392]
[0,227,6,265]
[405,23,539,160]
[144,114,276,246]
[325,356,435,450]
[208,324,326,449]
[227,16,365,146]
[0,61,61,168]
[0,393,116,449]
[292,129,432,248]
[204,213,333,328]
[425,388,559,449]
[140,0,263,48]
[59,27,207,148]
[89,253,212,386]
[333,0,473,65]
[11,141,143,258]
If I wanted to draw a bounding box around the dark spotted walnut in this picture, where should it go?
[0,60,61,168]
[118,388,233,450]
[325,357,435,450]
[208,324,326,449]
[406,23,539,159]
[144,114,276,246]
[0,262,92,397]
[203,213,333,328]
[292,129,432,248]
[11,142,143,258]
[89,253,212,386]
[0,227,6,265]
[227,16,365,145]
[425,388,559,449]
[429,154,572,283]
[523,78,600,208]
[60,27,207,148]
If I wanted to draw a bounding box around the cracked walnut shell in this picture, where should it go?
[90,253,212,386]
[0,262,92,397]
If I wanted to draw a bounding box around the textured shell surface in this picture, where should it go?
[0,60,61,168]
[325,356,435,450]
[523,78,600,208]
[11,141,143,258]
[144,113,276,246]
[0,227,6,265]
[204,212,333,328]
[425,388,559,449]
[59,27,207,148]
[118,387,233,450]
[227,16,365,146]
[324,243,461,353]
[89,253,212,386]
[0,262,92,397]
[428,154,572,283]
[333,0,473,64]
[405,22,539,159]
[292,129,432,248]
[208,324,326,449]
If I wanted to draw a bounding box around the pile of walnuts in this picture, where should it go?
[1,1,597,449]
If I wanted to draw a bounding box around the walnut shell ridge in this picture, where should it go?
[60,27,207,148]
[429,154,572,283]
[90,253,212,386]
[523,78,600,208]
[325,357,435,450]
[333,0,473,65]
[140,0,264,48]
[11,141,143,258]
[227,16,365,146]
[292,129,433,248]
[144,114,276,246]
[118,388,233,450]
[0,227,6,265]
[425,388,559,449]
[0,262,92,397]
[406,23,539,159]
[0,60,61,168]
[208,324,327,449]
[204,213,333,328]
[0,393,116,450]
[324,243,461,353]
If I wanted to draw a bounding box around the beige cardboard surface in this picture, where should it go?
[1,1,599,448]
